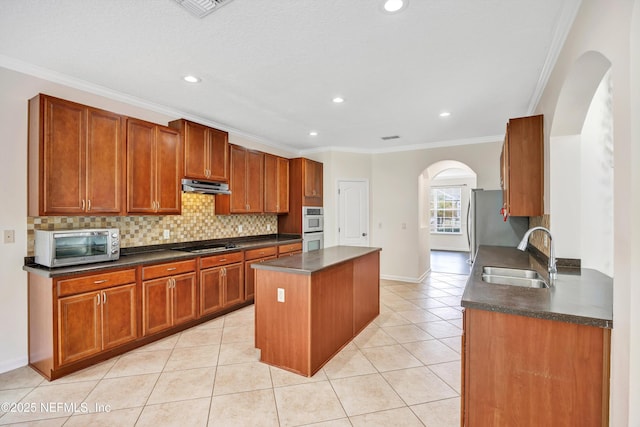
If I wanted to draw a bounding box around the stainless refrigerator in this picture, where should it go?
[467,189,528,263]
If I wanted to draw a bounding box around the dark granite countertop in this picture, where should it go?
[23,234,302,278]
[462,245,613,328]
[251,245,381,276]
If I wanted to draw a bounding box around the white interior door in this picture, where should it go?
[338,180,369,247]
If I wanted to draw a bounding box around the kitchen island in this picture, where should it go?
[252,246,381,376]
[461,245,613,426]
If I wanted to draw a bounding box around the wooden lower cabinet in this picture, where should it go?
[29,269,137,379]
[142,260,197,336]
[462,308,611,427]
[199,251,245,316]
[245,246,278,301]
[58,283,137,365]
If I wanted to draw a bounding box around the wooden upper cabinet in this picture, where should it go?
[28,94,125,216]
[127,118,182,215]
[264,154,289,214]
[168,119,229,182]
[501,114,543,217]
[303,158,323,205]
[216,145,264,214]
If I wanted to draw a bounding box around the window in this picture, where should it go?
[430,187,462,234]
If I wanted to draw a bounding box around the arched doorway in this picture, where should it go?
[420,160,477,274]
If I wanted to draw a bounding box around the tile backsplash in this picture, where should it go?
[27,193,278,255]
[528,214,550,258]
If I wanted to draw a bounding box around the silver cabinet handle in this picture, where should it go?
[96,294,100,305]
[167,267,177,271]
[102,292,107,304]
[87,199,91,211]
[82,199,86,211]
[93,279,108,284]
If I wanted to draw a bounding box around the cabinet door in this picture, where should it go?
[277,156,289,213]
[264,154,278,213]
[208,127,229,182]
[183,121,209,180]
[172,272,197,326]
[223,263,244,306]
[303,159,323,206]
[86,108,125,214]
[200,267,224,316]
[156,126,182,214]
[142,278,172,336]
[245,149,264,213]
[244,256,275,301]
[265,155,288,213]
[42,96,86,215]
[229,145,248,212]
[58,292,101,365]
[101,284,137,350]
[127,119,156,213]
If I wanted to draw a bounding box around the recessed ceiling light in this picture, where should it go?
[382,0,408,13]
[183,75,201,83]
[439,111,451,117]
[332,97,345,103]
[309,131,318,136]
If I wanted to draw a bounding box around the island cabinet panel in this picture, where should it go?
[254,270,311,375]
[352,251,380,334]
[310,262,354,371]
[463,308,610,427]
[254,248,380,377]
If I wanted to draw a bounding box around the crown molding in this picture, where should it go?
[527,0,582,114]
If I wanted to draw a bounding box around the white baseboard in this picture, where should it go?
[0,356,28,375]
[381,268,430,284]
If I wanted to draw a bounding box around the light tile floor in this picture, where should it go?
[0,272,466,426]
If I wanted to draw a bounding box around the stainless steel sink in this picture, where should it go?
[481,266,549,289]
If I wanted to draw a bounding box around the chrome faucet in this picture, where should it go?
[517,226,557,284]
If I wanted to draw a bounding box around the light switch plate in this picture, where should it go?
[277,288,285,303]
[163,229,170,239]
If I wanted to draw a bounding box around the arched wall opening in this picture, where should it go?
[550,51,613,276]
[419,160,477,272]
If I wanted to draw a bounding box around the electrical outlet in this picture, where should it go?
[238,224,243,233]
[163,229,170,239]
[543,234,548,248]
[277,288,285,303]
[3,230,15,244]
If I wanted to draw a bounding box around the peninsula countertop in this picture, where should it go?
[462,245,613,328]
[251,245,382,275]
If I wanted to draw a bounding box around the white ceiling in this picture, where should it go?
[0,0,580,154]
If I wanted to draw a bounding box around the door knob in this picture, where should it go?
[362,233,367,237]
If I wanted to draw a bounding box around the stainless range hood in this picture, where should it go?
[181,179,231,195]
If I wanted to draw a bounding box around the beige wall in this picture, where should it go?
[534,1,638,424]
[370,142,502,281]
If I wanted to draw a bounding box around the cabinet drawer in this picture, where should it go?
[200,251,244,269]
[143,259,196,280]
[278,242,302,255]
[57,269,136,297]
[245,246,277,261]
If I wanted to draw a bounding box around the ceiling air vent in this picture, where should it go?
[381,135,400,141]
[174,0,235,18]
